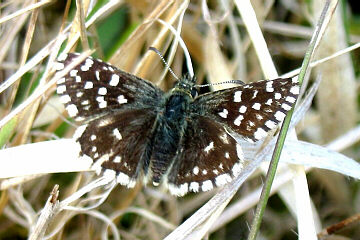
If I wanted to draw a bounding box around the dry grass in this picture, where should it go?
[0,0,360,239]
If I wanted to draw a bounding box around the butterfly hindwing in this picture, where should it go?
[166,115,245,196]
[75,109,157,187]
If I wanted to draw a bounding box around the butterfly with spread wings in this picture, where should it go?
[55,53,299,196]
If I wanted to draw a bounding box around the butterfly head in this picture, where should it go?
[172,74,198,98]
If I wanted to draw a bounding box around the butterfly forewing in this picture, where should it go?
[167,116,245,196]
[191,78,299,142]
[56,53,163,122]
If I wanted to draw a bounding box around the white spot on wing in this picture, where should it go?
[84,81,93,89]
[290,86,300,95]
[110,74,120,86]
[95,71,100,81]
[81,58,94,71]
[117,172,131,186]
[265,120,276,129]
[239,105,247,113]
[266,81,274,92]
[103,169,116,180]
[193,166,199,175]
[232,162,243,176]
[204,141,214,153]
[98,87,107,95]
[66,104,78,117]
[57,85,66,94]
[70,69,78,76]
[281,103,292,111]
[113,128,122,140]
[248,121,255,127]
[81,100,89,105]
[117,95,128,104]
[189,182,200,192]
[96,96,104,103]
[234,115,244,126]
[113,156,121,163]
[99,101,107,108]
[201,180,213,191]
[265,99,273,105]
[215,174,232,186]
[218,109,228,118]
[274,111,286,121]
[274,93,281,99]
[254,128,268,140]
[252,90,258,99]
[286,96,296,103]
[219,163,224,170]
[234,91,242,102]
[169,183,189,196]
[81,65,89,71]
[252,103,261,110]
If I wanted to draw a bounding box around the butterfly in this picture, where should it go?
[55,52,299,196]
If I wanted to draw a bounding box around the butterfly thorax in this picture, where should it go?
[148,76,198,185]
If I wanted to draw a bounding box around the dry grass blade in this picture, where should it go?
[235,0,278,79]
[0,51,92,129]
[28,185,59,240]
[0,0,51,25]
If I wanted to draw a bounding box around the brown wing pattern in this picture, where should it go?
[191,78,299,142]
[56,53,163,122]
[166,116,246,196]
[75,109,156,188]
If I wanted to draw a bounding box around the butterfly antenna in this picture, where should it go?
[149,47,180,81]
[196,80,245,88]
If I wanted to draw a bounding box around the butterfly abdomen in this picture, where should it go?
[150,93,190,184]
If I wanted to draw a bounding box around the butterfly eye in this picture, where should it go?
[190,88,198,98]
